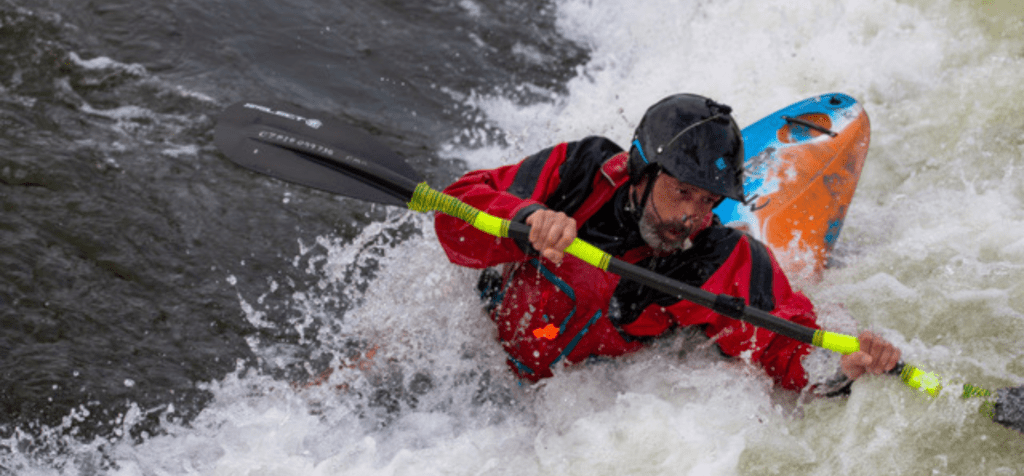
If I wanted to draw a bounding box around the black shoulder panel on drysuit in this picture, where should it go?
[610,223,776,329]
[507,136,624,217]
[508,148,551,199]
[746,237,776,313]
[506,137,625,253]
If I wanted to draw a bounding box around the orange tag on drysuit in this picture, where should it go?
[533,324,559,340]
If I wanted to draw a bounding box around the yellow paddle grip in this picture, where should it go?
[900,364,943,397]
[408,182,612,270]
[812,330,860,355]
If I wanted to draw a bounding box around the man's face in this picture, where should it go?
[635,173,720,253]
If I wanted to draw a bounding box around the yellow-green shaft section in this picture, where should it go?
[407,182,611,270]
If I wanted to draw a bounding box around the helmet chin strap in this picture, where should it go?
[627,168,659,224]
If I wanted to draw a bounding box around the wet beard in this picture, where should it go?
[637,205,694,255]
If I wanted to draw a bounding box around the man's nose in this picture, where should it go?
[674,203,701,221]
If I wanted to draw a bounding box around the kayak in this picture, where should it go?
[715,93,870,275]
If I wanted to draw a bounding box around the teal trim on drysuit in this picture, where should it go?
[505,259,604,376]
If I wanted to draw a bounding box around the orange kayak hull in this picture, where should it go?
[715,93,870,276]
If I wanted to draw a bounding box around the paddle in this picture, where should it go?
[213,100,1023,433]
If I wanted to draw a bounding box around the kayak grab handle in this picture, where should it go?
[782,115,838,137]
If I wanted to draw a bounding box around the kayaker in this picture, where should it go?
[434,93,900,394]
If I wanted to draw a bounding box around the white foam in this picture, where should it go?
[68,52,148,77]
[160,144,199,158]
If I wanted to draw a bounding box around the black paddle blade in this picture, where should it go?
[213,101,423,207]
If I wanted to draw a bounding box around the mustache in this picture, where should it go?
[652,214,695,237]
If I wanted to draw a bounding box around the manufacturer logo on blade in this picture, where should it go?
[258,130,334,157]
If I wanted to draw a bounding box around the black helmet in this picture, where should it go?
[628,94,745,203]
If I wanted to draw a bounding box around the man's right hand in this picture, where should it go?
[524,209,577,266]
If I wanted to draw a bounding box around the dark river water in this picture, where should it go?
[1,0,583,447]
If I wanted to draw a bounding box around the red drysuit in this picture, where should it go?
[435,137,820,390]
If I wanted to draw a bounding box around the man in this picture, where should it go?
[435,93,899,393]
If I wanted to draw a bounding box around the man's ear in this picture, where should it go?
[627,179,644,210]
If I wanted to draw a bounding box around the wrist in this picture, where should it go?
[512,203,547,224]
[512,204,547,253]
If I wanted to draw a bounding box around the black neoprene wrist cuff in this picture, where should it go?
[511,204,547,254]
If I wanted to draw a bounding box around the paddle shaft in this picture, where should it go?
[405,182,986,399]
[407,182,848,348]
[218,102,985,401]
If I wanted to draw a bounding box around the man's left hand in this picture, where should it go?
[840,331,902,380]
